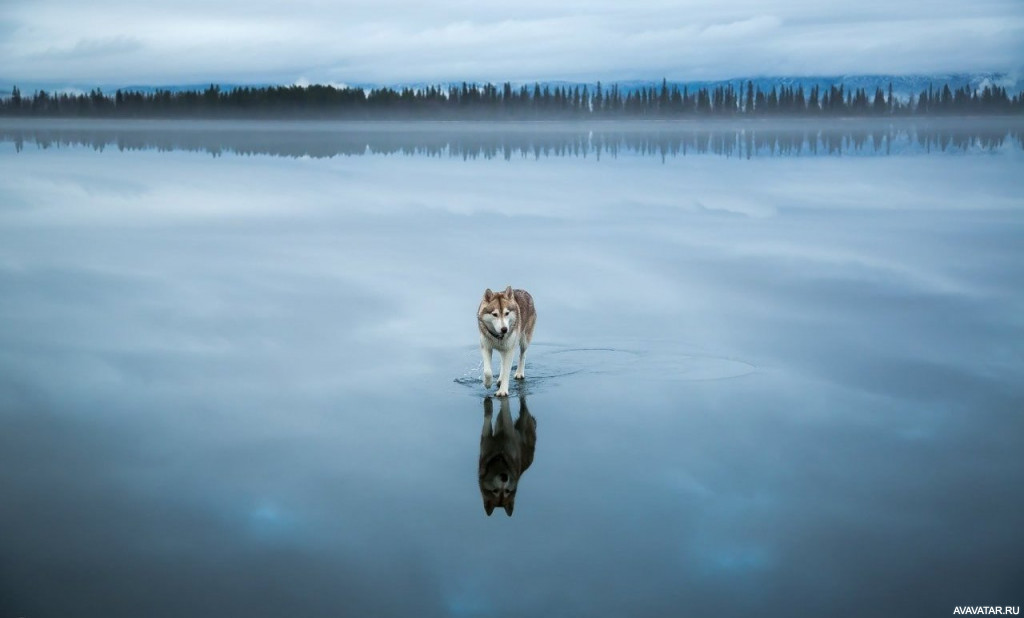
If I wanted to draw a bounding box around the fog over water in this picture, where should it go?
[2,117,1022,160]
[1,119,1022,617]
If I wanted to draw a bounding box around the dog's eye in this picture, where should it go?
[504,310,510,316]
[492,311,499,317]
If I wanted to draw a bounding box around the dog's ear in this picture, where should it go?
[504,502,514,517]
[503,286,514,299]
[483,288,494,301]
[484,502,495,516]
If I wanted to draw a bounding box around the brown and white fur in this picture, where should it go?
[477,286,537,397]
[479,396,536,516]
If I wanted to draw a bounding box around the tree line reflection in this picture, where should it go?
[2,120,1021,160]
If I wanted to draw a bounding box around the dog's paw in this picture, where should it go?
[514,371,525,380]
[483,373,493,388]
[494,382,509,397]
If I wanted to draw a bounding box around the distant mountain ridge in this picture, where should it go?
[363,72,1023,99]
[634,73,1024,103]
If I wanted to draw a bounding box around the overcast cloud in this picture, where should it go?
[1,0,1023,86]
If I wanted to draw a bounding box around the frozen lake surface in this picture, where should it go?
[1,119,1022,617]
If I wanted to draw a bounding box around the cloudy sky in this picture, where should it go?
[2,0,1023,87]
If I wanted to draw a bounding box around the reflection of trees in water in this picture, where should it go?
[2,121,1021,160]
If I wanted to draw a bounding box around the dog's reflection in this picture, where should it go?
[479,396,537,517]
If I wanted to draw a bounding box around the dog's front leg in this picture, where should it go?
[482,397,494,437]
[495,348,514,397]
[480,339,493,388]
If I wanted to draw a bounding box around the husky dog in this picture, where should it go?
[479,396,537,517]
[477,286,536,397]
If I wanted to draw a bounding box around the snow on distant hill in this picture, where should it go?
[589,73,1022,103]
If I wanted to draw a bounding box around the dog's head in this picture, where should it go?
[479,454,521,517]
[478,286,518,340]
